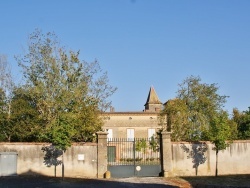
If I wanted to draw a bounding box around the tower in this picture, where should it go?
[144,86,162,112]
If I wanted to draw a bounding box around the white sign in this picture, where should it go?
[78,154,84,161]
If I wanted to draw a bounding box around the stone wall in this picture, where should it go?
[171,140,250,176]
[0,142,97,178]
[1,139,250,178]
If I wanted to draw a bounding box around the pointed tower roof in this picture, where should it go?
[144,86,162,106]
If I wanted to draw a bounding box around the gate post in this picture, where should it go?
[161,131,172,177]
[97,131,108,178]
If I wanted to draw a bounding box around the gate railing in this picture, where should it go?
[107,137,160,166]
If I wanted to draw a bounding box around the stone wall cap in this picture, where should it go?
[96,131,108,135]
[0,142,97,146]
[101,112,159,115]
[172,140,250,144]
[0,152,18,155]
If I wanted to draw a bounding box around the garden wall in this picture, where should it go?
[0,142,97,178]
[171,140,250,176]
[1,138,250,178]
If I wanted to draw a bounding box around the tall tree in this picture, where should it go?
[162,75,237,176]
[17,29,116,179]
[16,29,117,145]
[162,76,228,141]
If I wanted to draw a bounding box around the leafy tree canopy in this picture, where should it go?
[203,111,237,151]
[233,107,250,139]
[161,75,237,177]
[162,75,229,141]
[14,29,116,149]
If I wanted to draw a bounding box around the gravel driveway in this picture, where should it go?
[0,176,187,188]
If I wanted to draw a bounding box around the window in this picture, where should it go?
[148,128,155,139]
[127,129,134,141]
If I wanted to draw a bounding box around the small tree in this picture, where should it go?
[203,111,237,176]
[136,139,147,153]
[149,135,159,152]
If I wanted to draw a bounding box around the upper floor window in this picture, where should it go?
[148,128,155,139]
[127,129,134,141]
[106,129,113,141]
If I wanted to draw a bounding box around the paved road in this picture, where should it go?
[0,176,183,188]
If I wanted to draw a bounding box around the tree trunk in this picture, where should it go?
[215,149,218,177]
[54,165,56,177]
[62,151,64,181]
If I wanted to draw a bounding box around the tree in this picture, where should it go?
[162,76,228,141]
[16,29,116,179]
[232,107,250,139]
[0,55,15,142]
[162,75,237,176]
[0,55,43,142]
[203,111,237,176]
[9,87,44,142]
[17,29,116,143]
[162,98,190,141]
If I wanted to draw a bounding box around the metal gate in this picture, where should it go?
[107,137,161,178]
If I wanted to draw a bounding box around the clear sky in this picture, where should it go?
[1,0,250,113]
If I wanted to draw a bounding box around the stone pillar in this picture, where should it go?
[161,131,172,177]
[96,131,108,178]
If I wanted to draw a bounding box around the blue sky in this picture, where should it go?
[1,0,250,113]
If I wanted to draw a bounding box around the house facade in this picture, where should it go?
[102,87,164,139]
